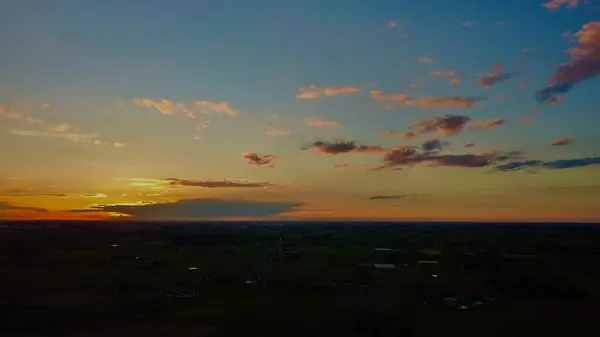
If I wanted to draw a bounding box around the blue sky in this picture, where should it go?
[1,0,599,221]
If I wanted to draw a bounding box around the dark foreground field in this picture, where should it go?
[1,221,599,337]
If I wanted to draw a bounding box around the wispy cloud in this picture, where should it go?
[333,163,349,168]
[263,124,291,136]
[164,178,274,188]
[462,21,477,27]
[388,20,397,28]
[542,0,579,9]
[370,91,478,109]
[430,70,461,86]
[0,105,75,133]
[410,79,427,89]
[536,22,600,102]
[303,117,340,127]
[470,118,505,130]
[132,98,240,117]
[418,57,434,64]
[552,136,575,146]
[494,156,600,172]
[380,130,417,139]
[243,152,279,166]
[296,84,364,99]
[302,139,385,155]
[0,201,47,213]
[8,129,123,147]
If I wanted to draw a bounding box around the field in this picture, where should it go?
[1,221,599,336]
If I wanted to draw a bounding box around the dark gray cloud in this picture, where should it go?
[69,198,303,219]
[379,146,520,170]
[493,156,600,172]
[302,140,385,155]
[421,139,448,153]
[243,152,278,166]
[369,194,423,200]
[0,201,47,212]
[164,178,274,188]
[410,115,472,136]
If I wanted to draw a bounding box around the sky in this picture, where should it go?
[1,0,600,222]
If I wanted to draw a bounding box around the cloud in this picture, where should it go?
[132,98,240,117]
[370,90,478,109]
[333,163,349,168]
[296,84,363,99]
[418,57,434,64]
[536,22,600,102]
[0,201,47,213]
[263,125,291,136]
[462,21,477,27]
[410,79,427,89]
[552,137,574,146]
[430,70,461,85]
[302,139,385,155]
[388,20,397,28]
[421,139,448,153]
[476,63,517,87]
[0,105,75,133]
[69,198,303,220]
[369,195,403,200]
[381,130,417,139]
[464,142,475,148]
[378,146,521,170]
[542,0,579,9]
[303,117,340,127]
[470,118,505,130]
[494,156,600,172]
[8,129,124,147]
[243,152,279,166]
[164,178,274,188]
[409,115,472,136]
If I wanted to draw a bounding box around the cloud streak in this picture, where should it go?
[370,91,479,110]
[303,140,385,155]
[296,84,363,99]
[494,156,600,172]
[164,178,274,188]
[303,118,340,127]
[132,98,240,117]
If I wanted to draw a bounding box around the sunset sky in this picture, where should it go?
[1,0,599,222]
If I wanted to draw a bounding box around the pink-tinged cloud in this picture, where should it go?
[370,90,478,110]
[523,116,533,124]
[409,115,472,136]
[381,130,418,139]
[418,57,434,64]
[548,96,565,105]
[194,100,240,117]
[477,63,517,88]
[303,118,340,128]
[303,140,385,155]
[263,125,291,136]
[552,137,575,146]
[542,0,579,9]
[388,20,397,28]
[0,105,74,133]
[243,152,279,166]
[470,118,505,130]
[296,84,363,99]
[462,21,477,27]
[536,22,600,102]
